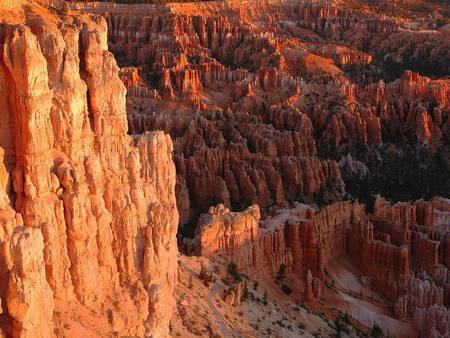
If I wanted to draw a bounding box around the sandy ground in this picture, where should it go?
[324,255,418,338]
[171,255,373,338]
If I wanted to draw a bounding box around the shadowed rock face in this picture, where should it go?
[192,196,450,337]
[0,1,178,337]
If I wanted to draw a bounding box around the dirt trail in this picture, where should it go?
[206,281,238,337]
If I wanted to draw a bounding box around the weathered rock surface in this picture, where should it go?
[71,0,449,229]
[193,195,450,335]
[223,282,244,307]
[413,305,450,338]
[193,201,365,299]
[126,108,345,224]
[8,0,448,337]
[192,204,293,275]
[7,227,55,338]
[0,1,179,336]
[73,0,449,148]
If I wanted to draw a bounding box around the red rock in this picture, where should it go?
[394,295,408,319]
[406,277,444,310]
[195,201,364,299]
[223,282,244,307]
[193,193,449,319]
[413,305,450,338]
[373,195,416,229]
[133,112,344,217]
[350,220,411,300]
[0,2,179,336]
[411,231,440,276]
[7,227,55,338]
[22,1,450,335]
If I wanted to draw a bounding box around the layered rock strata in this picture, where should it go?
[371,197,450,336]
[0,1,178,336]
[70,1,449,229]
[193,195,450,335]
[193,201,364,299]
[193,204,293,276]
[73,1,450,149]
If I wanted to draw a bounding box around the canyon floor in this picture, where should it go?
[172,254,418,338]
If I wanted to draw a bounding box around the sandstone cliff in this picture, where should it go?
[193,201,364,300]
[0,1,178,336]
[192,195,450,337]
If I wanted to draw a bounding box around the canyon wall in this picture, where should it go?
[193,201,364,299]
[70,0,449,229]
[0,1,178,336]
[69,0,449,328]
[193,203,294,276]
[0,1,447,337]
[193,196,450,336]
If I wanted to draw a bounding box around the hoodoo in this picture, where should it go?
[0,0,449,337]
[0,0,178,336]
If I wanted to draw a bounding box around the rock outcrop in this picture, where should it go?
[193,195,450,315]
[193,201,364,299]
[405,277,444,310]
[193,204,293,275]
[126,108,345,224]
[413,305,450,338]
[223,282,244,307]
[70,0,449,230]
[0,1,178,336]
[7,227,55,338]
[29,0,450,336]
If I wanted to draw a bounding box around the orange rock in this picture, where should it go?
[0,2,179,336]
[7,227,55,338]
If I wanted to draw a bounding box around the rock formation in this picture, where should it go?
[1,0,448,337]
[193,195,450,332]
[413,305,450,338]
[73,0,449,148]
[193,201,365,299]
[7,227,55,338]
[192,204,293,275]
[223,282,244,307]
[71,0,449,230]
[0,1,178,336]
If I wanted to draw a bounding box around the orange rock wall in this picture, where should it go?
[0,2,178,336]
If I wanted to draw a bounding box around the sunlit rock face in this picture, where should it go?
[0,1,178,336]
[71,0,449,226]
[7,227,55,338]
[73,0,450,147]
[1,0,449,337]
